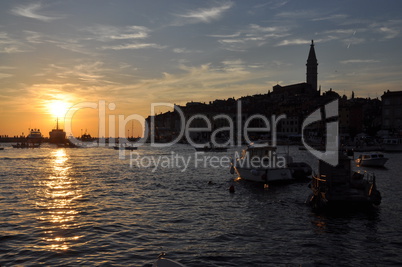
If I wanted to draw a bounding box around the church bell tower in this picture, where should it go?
[306,40,318,91]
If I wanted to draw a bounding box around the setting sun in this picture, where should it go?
[47,100,70,118]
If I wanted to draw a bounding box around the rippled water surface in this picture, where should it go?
[1,144,402,266]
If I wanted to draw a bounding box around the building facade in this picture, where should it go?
[382,90,402,132]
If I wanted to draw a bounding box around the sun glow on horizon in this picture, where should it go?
[47,100,71,119]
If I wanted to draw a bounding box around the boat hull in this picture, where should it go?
[287,162,312,179]
[356,158,388,167]
[307,193,381,211]
[233,166,293,183]
[113,146,137,150]
[194,147,227,152]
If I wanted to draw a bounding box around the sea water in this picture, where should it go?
[1,144,401,266]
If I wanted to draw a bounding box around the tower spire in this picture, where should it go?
[306,40,318,91]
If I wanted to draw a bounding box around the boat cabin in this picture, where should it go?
[316,154,376,192]
[318,154,351,184]
[242,144,277,158]
[241,143,293,167]
[357,153,385,161]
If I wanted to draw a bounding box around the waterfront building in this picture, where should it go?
[381,90,402,133]
[271,40,320,99]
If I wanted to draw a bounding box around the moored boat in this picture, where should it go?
[49,119,67,144]
[230,142,311,183]
[12,142,41,148]
[193,141,228,152]
[79,132,95,142]
[113,143,138,150]
[57,139,82,148]
[27,128,43,145]
[355,152,388,167]
[307,153,382,210]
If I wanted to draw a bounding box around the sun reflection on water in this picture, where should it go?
[36,148,83,251]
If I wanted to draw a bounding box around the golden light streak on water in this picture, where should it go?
[35,148,83,251]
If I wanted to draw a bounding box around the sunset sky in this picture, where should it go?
[1,0,401,137]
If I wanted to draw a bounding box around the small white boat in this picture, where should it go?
[231,142,307,183]
[355,152,388,167]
